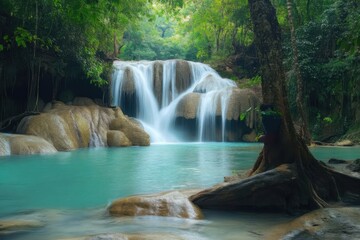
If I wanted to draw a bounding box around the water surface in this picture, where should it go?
[1,143,359,239]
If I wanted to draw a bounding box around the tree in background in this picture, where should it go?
[0,0,147,121]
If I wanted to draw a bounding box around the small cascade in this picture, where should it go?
[161,60,177,108]
[111,60,258,143]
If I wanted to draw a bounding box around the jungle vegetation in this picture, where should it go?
[0,0,359,141]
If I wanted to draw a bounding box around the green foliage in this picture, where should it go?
[323,117,333,124]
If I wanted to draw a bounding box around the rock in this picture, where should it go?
[121,67,136,94]
[176,93,201,119]
[346,159,360,172]
[328,158,349,164]
[16,103,148,151]
[73,97,96,106]
[265,207,360,240]
[242,130,257,142]
[109,116,150,146]
[108,191,203,219]
[9,134,57,155]
[0,133,57,155]
[0,134,11,156]
[59,233,184,240]
[176,60,191,93]
[335,139,354,147]
[153,61,163,106]
[0,219,44,234]
[107,130,131,147]
[226,88,259,126]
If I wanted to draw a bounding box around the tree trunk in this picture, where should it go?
[246,0,359,208]
[286,0,311,144]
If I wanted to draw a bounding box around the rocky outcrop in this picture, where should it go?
[266,207,360,240]
[15,102,149,152]
[107,130,132,147]
[0,133,57,155]
[176,88,259,123]
[175,60,191,93]
[108,191,203,219]
[109,116,150,146]
[153,61,163,106]
[176,93,201,119]
[121,67,136,94]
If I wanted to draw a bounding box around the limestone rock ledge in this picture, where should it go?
[108,191,204,219]
[0,100,150,155]
[0,133,57,156]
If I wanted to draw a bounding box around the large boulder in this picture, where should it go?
[108,191,203,219]
[17,104,115,150]
[0,133,57,155]
[266,207,360,240]
[109,116,150,146]
[15,103,149,152]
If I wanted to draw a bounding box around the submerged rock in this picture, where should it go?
[108,191,203,219]
[266,207,360,240]
[0,219,44,234]
[60,233,184,240]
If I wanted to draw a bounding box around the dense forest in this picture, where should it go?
[0,0,359,142]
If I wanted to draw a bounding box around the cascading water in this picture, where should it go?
[111,60,254,143]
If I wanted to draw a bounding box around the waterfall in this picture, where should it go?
[111,60,252,143]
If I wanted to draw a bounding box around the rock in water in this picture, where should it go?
[109,116,150,146]
[108,191,203,219]
[107,130,131,147]
[265,207,360,240]
[0,133,57,155]
[16,103,150,152]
